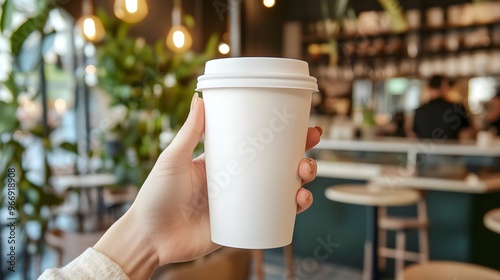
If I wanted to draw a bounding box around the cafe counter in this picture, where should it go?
[292,137,500,274]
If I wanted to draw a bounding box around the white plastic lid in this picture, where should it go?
[196,57,318,91]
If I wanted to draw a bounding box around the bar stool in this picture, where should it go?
[377,191,429,278]
[253,244,294,280]
[403,261,500,280]
[325,184,422,280]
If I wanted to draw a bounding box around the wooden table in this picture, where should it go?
[325,185,421,280]
[51,173,118,194]
[50,174,117,231]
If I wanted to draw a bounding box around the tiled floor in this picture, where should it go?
[252,250,364,280]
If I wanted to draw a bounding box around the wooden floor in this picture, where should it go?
[2,247,390,280]
[252,250,364,280]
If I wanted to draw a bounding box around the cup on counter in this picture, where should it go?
[477,130,493,147]
[196,57,318,249]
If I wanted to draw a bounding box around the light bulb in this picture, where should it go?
[166,25,192,53]
[76,15,105,42]
[54,99,67,115]
[263,0,275,8]
[114,0,148,23]
[218,43,230,55]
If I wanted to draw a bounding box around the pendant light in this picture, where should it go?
[114,0,148,24]
[76,0,105,42]
[166,0,192,53]
[263,0,275,8]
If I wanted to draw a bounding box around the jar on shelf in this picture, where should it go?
[405,9,420,30]
[406,32,420,58]
[426,7,444,28]
[445,30,460,52]
[491,25,500,46]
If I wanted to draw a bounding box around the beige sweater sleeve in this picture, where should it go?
[38,248,129,280]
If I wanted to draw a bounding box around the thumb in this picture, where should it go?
[164,93,205,160]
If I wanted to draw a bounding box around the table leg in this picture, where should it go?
[97,187,105,230]
[368,206,379,280]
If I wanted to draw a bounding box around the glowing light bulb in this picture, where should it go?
[218,43,230,55]
[76,15,105,42]
[263,0,275,8]
[126,0,138,12]
[54,99,67,115]
[84,18,95,38]
[85,64,97,75]
[114,0,148,23]
[173,31,185,48]
[166,25,192,53]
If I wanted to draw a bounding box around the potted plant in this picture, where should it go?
[94,9,217,188]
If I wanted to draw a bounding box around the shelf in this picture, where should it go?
[302,20,500,43]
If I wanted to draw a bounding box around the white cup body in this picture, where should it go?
[198,57,317,249]
[203,88,312,248]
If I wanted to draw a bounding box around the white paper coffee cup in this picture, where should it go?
[196,57,318,249]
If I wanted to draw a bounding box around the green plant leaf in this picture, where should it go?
[0,101,19,133]
[0,144,15,179]
[41,192,64,207]
[96,7,113,29]
[1,0,14,32]
[10,3,51,56]
[3,74,19,99]
[183,14,195,28]
[116,22,131,42]
[58,141,77,153]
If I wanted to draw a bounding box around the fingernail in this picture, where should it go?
[314,126,323,136]
[190,92,199,111]
[306,189,313,202]
[305,158,316,173]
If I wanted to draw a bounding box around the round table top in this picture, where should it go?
[325,184,421,207]
[51,173,118,194]
[404,261,500,280]
[484,208,500,235]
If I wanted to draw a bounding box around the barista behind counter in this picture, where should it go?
[410,75,473,140]
[485,90,500,136]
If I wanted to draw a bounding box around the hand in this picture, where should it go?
[94,93,322,280]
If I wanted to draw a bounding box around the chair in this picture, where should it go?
[377,191,429,280]
[253,244,295,280]
[45,229,105,266]
[103,185,138,223]
[403,261,500,280]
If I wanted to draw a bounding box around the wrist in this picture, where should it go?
[94,211,159,280]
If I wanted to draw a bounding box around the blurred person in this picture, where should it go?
[411,75,471,140]
[484,90,500,136]
[38,93,321,280]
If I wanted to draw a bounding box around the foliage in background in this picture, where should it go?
[0,0,68,273]
[320,0,350,65]
[95,9,217,187]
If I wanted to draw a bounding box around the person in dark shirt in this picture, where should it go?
[411,75,471,140]
[484,90,500,136]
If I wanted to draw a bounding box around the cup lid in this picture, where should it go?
[196,57,318,91]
